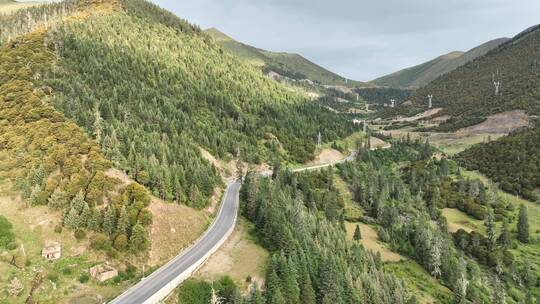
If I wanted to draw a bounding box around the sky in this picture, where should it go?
[152,0,540,81]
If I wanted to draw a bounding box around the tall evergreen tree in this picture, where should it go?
[353,224,362,242]
[518,204,530,243]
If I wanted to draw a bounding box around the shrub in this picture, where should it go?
[54,225,63,233]
[62,267,73,276]
[74,229,86,240]
[90,234,111,251]
[178,279,212,304]
[78,273,90,283]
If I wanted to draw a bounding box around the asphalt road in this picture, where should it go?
[109,145,382,303]
[109,181,241,304]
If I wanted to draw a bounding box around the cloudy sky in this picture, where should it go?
[152,0,539,81]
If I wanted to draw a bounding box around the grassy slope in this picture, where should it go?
[371,38,508,89]
[206,27,363,87]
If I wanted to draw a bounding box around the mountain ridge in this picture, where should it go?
[371,37,510,88]
[206,27,365,87]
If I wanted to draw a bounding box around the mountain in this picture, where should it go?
[0,0,359,302]
[206,27,364,87]
[383,25,539,131]
[371,38,509,88]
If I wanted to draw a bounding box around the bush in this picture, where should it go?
[47,272,59,283]
[178,279,212,304]
[54,225,63,233]
[90,234,111,251]
[74,229,86,240]
[62,268,73,276]
[113,234,128,251]
[78,273,90,283]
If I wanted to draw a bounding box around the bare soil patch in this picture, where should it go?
[147,199,209,266]
[308,148,345,166]
[393,108,443,122]
[458,110,529,134]
[195,219,268,289]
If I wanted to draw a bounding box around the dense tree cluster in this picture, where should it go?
[456,126,540,201]
[0,0,82,44]
[43,8,357,205]
[239,169,410,304]
[0,28,151,254]
[339,137,540,302]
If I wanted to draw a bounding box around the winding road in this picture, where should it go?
[110,144,389,303]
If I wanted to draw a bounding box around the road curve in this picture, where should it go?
[110,141,390,303]
[110,181,241,304]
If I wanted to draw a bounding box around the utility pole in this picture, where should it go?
[427,95,433,109]
[317,131,322,147]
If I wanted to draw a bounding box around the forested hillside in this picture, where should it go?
[371,38,508,89]
[457,126,540,201]
[206,28,363,86]
[0,0,355,209]
[337,137,540,303]
[389,25,540,131]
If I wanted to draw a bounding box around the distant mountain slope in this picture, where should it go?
[371,38,509,88]
[383,25,539,131]
[206,27,364,87]
[456,125,540,201]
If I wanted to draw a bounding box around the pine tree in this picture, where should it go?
[48,187,68,209]
[485,207,496,249]
[518,204,529,243]
[79,202,91,228]
[430,239,442,279]
[103,205,117,236]
[117,206,130,235]
[491,276,506,304]
[70,190,86,213]
[130,223,148,252]
[246,283,264,304]
[498,219,510,249]
[266,270,286,304]
[64,207,80,229]
[353,224,362,242]
[87,208,102,231]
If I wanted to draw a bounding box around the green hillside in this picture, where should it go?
[456,126,540,201]
[1,0,358,206]
[383,25,539,131]
[206,28,363,87]
[372,38,508,88]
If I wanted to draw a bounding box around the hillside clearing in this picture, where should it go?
[308,148,345,166]
[345,222,405,262]
[457,110,529,134]
[441,208,484,233]
[385,261,453,304]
